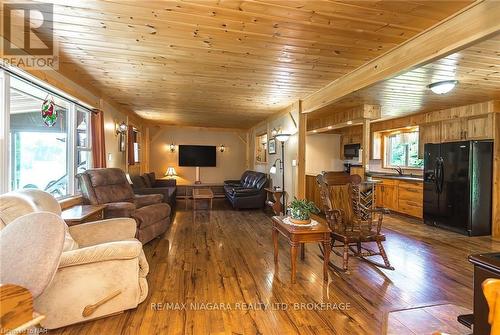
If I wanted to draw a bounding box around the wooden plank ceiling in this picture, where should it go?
[308,34,500,122]
[11,0,474,127]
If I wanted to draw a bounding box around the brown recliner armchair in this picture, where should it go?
[77,168,171,244]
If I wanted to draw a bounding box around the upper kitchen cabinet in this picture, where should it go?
[441,118,464,142]
[418,122,441,158]
[465,114,493,140]
[440,114,494,143]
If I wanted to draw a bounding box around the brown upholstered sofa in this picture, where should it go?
[77,168,171,244]
[130,172,176,209]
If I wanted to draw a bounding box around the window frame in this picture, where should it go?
[75,106,93,178]
[1,67,94,198]
[383,127,423,170]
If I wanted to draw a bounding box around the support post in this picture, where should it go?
[297,100,306,199]
[362,118,371,174]
[493,111,500,239]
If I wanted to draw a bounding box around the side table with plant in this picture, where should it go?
[288,198,320,225]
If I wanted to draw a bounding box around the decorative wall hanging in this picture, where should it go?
[41,95,57,127]
[268,138,276,154]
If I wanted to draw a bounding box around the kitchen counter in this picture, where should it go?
[367,173,423,182]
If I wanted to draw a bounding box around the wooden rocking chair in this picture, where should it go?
[316,171,394,272]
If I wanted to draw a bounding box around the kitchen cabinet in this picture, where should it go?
[418,122,441,158]
[373,177,423,218]
[441,118,464,142]
[465,113,493,140]
[373,179,398,212]
[397,180,423,218]
[440,114,493,143]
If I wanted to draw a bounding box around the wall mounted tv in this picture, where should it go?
[178,145,216,167]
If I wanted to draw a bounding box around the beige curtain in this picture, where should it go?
[91,109,106,168]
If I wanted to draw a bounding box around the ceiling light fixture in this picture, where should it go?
[428,80,458,95]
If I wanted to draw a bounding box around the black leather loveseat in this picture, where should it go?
[224,170,268,209]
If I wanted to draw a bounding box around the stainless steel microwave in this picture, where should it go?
[344,143,360,158]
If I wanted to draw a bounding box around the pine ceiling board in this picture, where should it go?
[7,0,472,127]
[308,35,500,120]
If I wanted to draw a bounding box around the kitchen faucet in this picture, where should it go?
[393,166,403,175]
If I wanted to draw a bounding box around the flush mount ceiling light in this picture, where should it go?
[428,80,458,95]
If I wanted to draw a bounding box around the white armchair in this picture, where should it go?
[0,190,149,329]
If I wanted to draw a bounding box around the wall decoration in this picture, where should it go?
[41,95,57,127]
[268,138,276,154]
[255,133,268,163]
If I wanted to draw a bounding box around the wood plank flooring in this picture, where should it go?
[50,200,499,335]
[385,304,471,335]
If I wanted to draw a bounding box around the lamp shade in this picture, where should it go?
[270,165,277,174]
[275,133,291,142]
[165,167,177,177]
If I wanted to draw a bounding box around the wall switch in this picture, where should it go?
[291,159,297,167]
[108,153,112,161]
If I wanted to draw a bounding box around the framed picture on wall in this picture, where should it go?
[268,138,276,154]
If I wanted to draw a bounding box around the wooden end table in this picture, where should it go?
[61,204,106,226]
[264,187,286,215]
[272,216,331,284]
[192,188,214,210]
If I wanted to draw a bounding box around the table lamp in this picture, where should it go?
[165,167,177,179]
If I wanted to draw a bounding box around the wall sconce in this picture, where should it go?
[169,143,175,152]
[271,127,280,137]
[219,144,225,153]
[115,121,127,135]
[115,121,127,152]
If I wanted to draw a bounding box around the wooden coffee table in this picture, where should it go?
[192,188,214,210]
[272,216,331,284]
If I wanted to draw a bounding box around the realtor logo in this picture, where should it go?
[1,2,59,69]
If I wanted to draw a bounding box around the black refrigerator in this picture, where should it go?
[423,140,493,236]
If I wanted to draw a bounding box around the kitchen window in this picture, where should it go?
[2,69,92,198]
[384,130,423,169]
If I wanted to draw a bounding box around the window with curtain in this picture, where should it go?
[8,75,92,198]
[384,130,423,169]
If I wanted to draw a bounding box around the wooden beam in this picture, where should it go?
[297,100,306,199]
[493,112,500,239]
[302,1,500,113]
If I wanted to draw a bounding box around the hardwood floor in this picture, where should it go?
[50,200,499,335]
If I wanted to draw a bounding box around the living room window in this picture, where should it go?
[384,128,423,169]
[2,70,92,198]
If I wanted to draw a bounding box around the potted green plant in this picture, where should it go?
[288,198,320,225]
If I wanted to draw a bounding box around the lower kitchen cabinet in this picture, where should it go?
[373,178,423,218]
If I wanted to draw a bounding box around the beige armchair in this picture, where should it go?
[0,189,149,329]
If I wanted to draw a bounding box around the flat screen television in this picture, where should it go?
[178,145,216,167]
